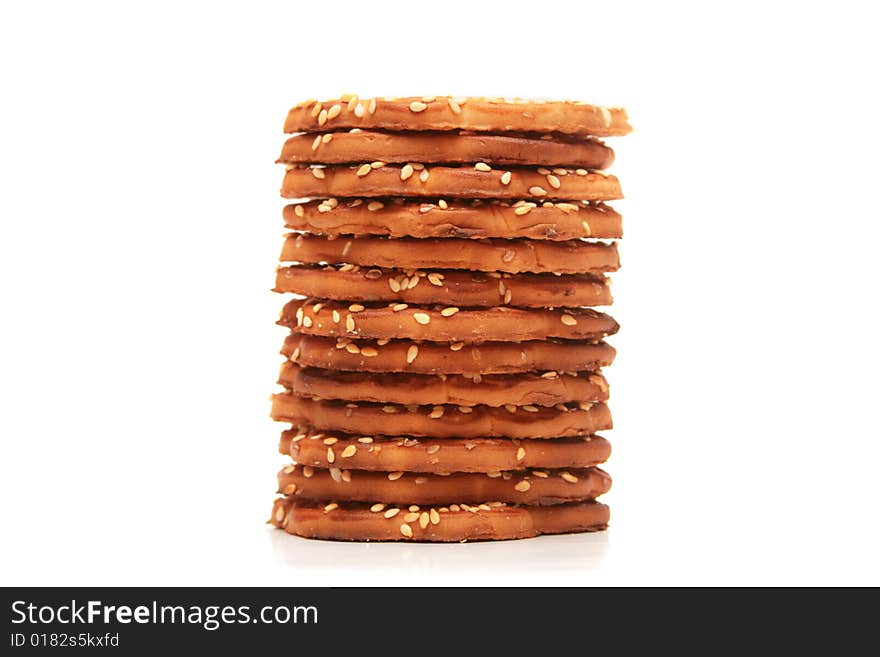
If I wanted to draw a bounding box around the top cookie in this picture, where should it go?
[285,96,632,137]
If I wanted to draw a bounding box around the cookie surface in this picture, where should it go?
[279,299,620,343]
[280,234,619,275]
[275,266,612,308]
[271,395,612,439]
[280,130,615,168]
[282,334,616,375]
[277,464,611,505]
[284,199,622,240]
[284,96,632,137]
[279,363,609,407]
[281,427,611,473]
[282,165,622,201]
[270,497,611,541]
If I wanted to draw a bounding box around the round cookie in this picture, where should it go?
[284,96,632,137]
[278,362,609,407]
[282,165,622,201]
[270,395,612,439]
[280,129,615,168]
[277,464,610,506]
[280,427,611,473]
[279,299,620,343]
[282,334,617,375]
[283,199,623,241]
[270,498,611,541]
[275,266,612,308]
[280,234,619,275]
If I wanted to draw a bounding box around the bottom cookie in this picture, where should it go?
[269,498,609,542]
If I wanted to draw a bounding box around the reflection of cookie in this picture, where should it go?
[283,199,623,240]
[282,334,616,375]
[280,234,618,275]
[270,395,612,439]
[279,363,609,407]
[275,266,612,308]
[279,130,615,168]
[279,299,619,343]
[280,427,611,473]
[283,96,632,137]
[282,165,622,201]
[270,497,610,541]
[277,464,611,505]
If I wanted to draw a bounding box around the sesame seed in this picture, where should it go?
[450,342,464,351]
[311,167,326,179]
[311,135,321,151]
[440,307,459,317]
[345,95,358,110]
[547,174,561,189]
[414,477,427,484]
[384,508,400,518]
[457,406,473,414]
[532,470,549,478]
[413,312,430,325]
[282,483,297,495]
[409,505,420,512]
[290,347,300,361]
[409,101,428,112]
[529,186,547,196]
[504,404,517,413]
[404,512,420,523]
[419,512,430,529]
[367,201,384,211]
[370,161,386,169]
[356,163,372,177]
[341,241,352,256]
[400,524,413,537]
[346,314,356,332]
[426,444,440,454]
[332,310,341,323]
[274,506,285,522]
[522,405,539,412]
[348,303,365,313]
[576,168,588,176]
[406,345,419,364]
[438,199,448,209]
[329,467,342,482]
[400,164,414,180]
[448,98,462,114]
[371,503,386,512]
[377,338,390,345]
[322,133,333,144]
[317,109,328,126]
[537,167,551,175]
[500,171,512,185]
[323,437,339,445]
[514,480,531,492]
[419,169,429,182]
[388,471,403,480]
[389,277,401,292]
[582,220,592,236]
[313,302,325,312]
[324,502,338,512]
[392,303,408,312]
[599,106,612,127]
[382,405,397,413]
[327,104,342,119]
[514,205,532,216]
[478,504,491,511]
[475,162,492,172]
[354,103,365,117]
[541,371,558,379]
[302,466,314,477]
[561,472,579,483]
[294,205,305,217]
[503,289,512,304]
[557,202,579,213]
[360,346,378,357]
[561,314,578,326]
[429,405,443,419]
[368,98,377,114]
[341,470,352,482]
[302,316,313,328]
[419,204,434,213]
[310,102,322,118]
[516,447,526,461]
[326,447,335,463]
[449,504,461,512]
[578,401,593,411]
[502,250,516,262]
[341,445,357,458]
[421,95,436,102]
[358,436,373,443]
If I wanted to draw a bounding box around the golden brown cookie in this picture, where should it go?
[283,199,622,240]
[275,266,612,308]
[278,362,609,407]
[284,96,632,137]
[280,427,611,473]
[280,130,615,168]
[282,334,616,375]
[277,464,611,505]
[279,299,619,343]
[270,395,612,439]
[280,234,619,275]
[270,497,610,541]
[282,165,622,201]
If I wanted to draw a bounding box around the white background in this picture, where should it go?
[1,1,878,586]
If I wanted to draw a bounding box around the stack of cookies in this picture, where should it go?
[269,96,631,541]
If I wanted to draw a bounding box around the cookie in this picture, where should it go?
[282,165,622,201]
[277,464,611,505]
[275,266,612,308]
[280,427,611,473]
[282,334,617,375]
[280,234,619,275]
[278,362,609,407]
[284,96,632,137]
[270,395,612,439]
[280,129,615,168]
[279,299,619,343]
[270,498,610,541]
[283,199,622,241]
